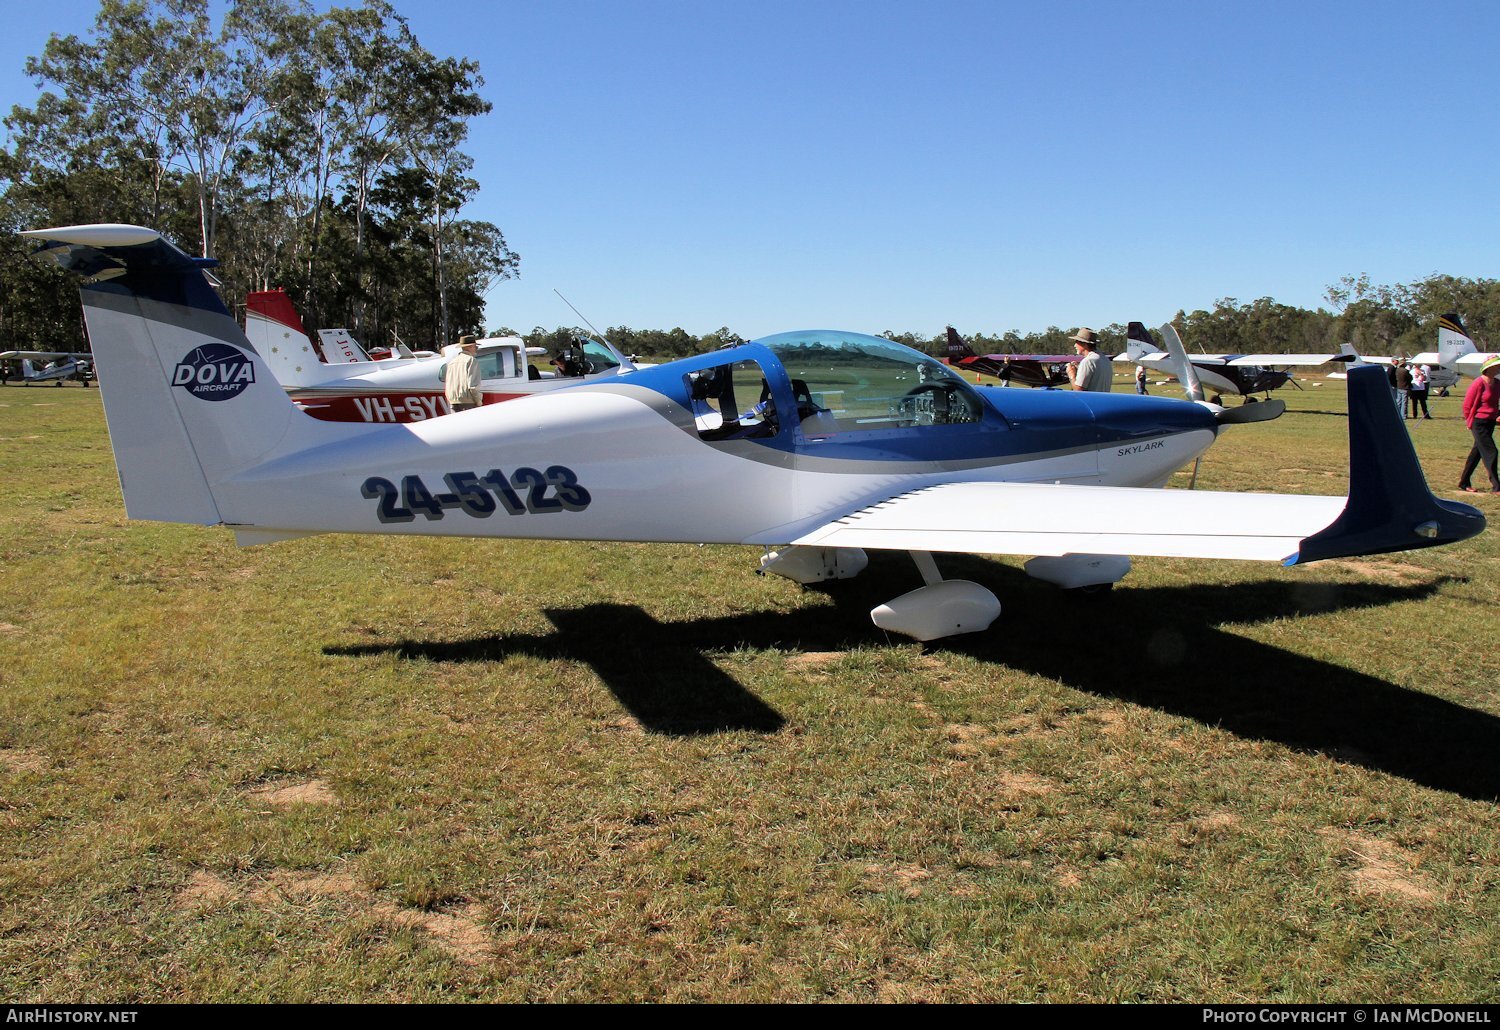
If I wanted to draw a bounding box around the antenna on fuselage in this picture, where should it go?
[553,289,633,369]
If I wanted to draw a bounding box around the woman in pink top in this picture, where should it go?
[1458,356,1500,492]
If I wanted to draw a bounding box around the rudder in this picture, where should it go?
[27,224,303,525]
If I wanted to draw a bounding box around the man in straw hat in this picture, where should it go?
[444,334,483,413]
[1066,327,1112,392]
[1458,354,1500,493]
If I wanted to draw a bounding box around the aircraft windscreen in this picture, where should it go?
[757,330,981,432]
[582,340,621,372]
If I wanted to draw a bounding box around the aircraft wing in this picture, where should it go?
[0,350,89,360]
[1456,352,1497,368]
[975,353,1081,364]
[1127,351,1235,365]
[791,359,1484,567]
[1225,353,1353,367]
[789,481,1346,563]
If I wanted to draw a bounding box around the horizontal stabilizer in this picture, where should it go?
[1455,352,1497,368]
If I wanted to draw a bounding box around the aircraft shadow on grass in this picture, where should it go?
[1286,409,1352,419]
[328,554,1499,801]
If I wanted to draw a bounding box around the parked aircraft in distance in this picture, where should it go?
[0,350,93,386]
[27,223,1486,641]
[244,289,637,423]
[943,326,1081,388]
[1341,314,1493,394]
[1120,322,1354,403]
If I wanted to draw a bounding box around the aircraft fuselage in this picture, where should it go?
[215,338,1217,547]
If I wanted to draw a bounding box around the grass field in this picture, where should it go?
[1,375,1497,1003]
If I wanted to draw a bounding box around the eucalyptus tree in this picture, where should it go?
[4,14,189,238]
[3,0,512,351]
[442,218,519,335]
[396,47,491,346]
[280,0,419,331]
[14,0,310,262]
[1402,274,1500,350]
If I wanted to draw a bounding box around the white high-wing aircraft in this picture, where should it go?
[244,288,638,423]
[26,224,1486,641]
[1328,314,1495,393]
[1120,322,1354,403]
[0,350,92,386]
[1394,314,1489,392]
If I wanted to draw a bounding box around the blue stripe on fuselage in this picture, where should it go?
[615,347,1216,464]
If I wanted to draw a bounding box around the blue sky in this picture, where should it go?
[4,0,1498,339]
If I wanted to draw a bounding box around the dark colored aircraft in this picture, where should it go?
[943,326,1080,388]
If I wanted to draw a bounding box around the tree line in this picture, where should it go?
[1,0,514,352]
[880,274,1500,363]
[522,272,1497,364]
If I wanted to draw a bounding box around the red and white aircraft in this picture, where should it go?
[245,289,639,423]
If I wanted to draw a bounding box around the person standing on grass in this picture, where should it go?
[1135,363,1149,395]
[1409,364,1431,420]
[1394,358,1412,417]
[1458,356,1500,493]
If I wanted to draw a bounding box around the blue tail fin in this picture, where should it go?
[1291,366,1485,563]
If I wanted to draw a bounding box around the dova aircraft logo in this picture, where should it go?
[173,343,255,401]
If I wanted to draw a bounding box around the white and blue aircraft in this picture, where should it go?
[1,350,92,386]
[23,223,1486,641]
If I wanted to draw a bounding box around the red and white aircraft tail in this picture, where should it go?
[245,289,376,370]
[244,289,331,387]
